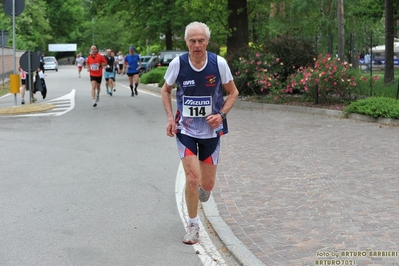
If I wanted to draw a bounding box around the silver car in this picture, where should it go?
[43,56,58,72]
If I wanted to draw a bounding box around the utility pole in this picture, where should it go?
[337,0,345,60]
[92,18,94,45]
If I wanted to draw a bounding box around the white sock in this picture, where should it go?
[188,216,199,225]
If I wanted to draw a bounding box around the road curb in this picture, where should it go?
[202,196,266,266]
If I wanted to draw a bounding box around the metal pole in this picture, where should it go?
[370,32,373,97]
[12,0,17,105]
[2,31,4,86]
[28,51,32,103]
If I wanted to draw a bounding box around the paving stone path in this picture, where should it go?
[213,105,399,266]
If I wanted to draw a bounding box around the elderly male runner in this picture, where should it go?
[161,21,239,245]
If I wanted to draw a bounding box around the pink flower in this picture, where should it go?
[276,58,280,62]
[274,96,278,101]
[257,61,261,65]
[255,53,260,57]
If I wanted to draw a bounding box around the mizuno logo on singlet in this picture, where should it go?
[183,80,196,86]
[184,99,211,106]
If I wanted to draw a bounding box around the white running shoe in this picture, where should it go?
[182,222,199,245]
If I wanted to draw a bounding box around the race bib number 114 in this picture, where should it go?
[182,96,212,117]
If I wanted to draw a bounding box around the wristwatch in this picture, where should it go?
[219,111,226,120]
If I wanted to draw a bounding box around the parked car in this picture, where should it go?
[139,55,158,75]
[43,56,58,72]
[158,50,187,67]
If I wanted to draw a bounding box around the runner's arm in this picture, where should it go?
[206,80,239,129]
[220,80,239,115]
[161,82,176,137]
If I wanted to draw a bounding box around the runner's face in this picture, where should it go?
[186,27,208,59]
[90,46,98,55]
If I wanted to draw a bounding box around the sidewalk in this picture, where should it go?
[140,84,399,265]
[205,103,399,265]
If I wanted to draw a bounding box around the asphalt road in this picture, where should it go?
[0,66,239,266]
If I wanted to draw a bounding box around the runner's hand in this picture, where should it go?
[206,114,223,129]
[166,119,176,137]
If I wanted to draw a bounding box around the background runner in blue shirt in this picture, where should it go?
[124,46,141,96]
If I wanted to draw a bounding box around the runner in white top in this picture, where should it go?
[18,66,27,104]
[75,54,86,78]
[117,51,125,74]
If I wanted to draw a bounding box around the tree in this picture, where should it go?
[337,0,345,59]
[0,0,51,51]
[43,0,85,45]
[226,0,249,63]
[384,0,394,84]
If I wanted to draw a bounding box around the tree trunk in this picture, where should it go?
[165,25,173,51]
[226,0,249,64]
[337,0,345,60]
[384,0,395,84]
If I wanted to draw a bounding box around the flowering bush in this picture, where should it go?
[233,50,285,96]
[285,54,380,102]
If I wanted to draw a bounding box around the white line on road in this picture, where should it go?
[17,89,76,117]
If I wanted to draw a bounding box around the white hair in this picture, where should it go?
[184,21,211,40]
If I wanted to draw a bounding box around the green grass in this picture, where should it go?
[0,82,10,97]
[362,70,399,98]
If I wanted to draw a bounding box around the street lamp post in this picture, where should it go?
[92,17,94,44]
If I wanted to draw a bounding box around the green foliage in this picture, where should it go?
[2,0,52,51]
[43,0,85,44]
[140,67,167,85]
[180,0,230,47]
[232,36,316,96]
[219,46,227,57]
[263,36,317,79]
[286,54,381,102]
[344,97,399,118]
[233,50,285,96]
